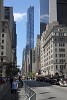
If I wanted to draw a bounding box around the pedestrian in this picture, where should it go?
[10,76,13,88]
[11,78,18,96]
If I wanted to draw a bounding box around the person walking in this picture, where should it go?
[11,78,18,96]
[10,76,13,88]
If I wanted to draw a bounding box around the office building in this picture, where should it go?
[26,6,34,54]
[4,6,17,64]
[49,0,67,26]
[0,1,17,76]
[41,22,67,76]
[40,0,49,38]
[35,35,41,72]
[57,0,67,26]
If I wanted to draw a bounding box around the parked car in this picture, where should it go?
[49,78,60,85]
[59,78,67,86]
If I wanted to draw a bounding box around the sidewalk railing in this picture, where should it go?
[23,82,36,100]
[0,82,9,93]
[0,82,9,100]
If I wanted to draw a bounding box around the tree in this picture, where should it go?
[6,63,19,77]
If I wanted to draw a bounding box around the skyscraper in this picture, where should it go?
[40,0,49,23]
[49,0,67,26]
[40,0,49,38]
[26,6,34,54]
[57,0,67,26]
[49,0,57,23]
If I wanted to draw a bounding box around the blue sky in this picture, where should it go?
[4,0,40,68]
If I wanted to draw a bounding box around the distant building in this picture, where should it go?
[32,48,37,73]
[26,6,34,55]
[22,48,26,75]
[0,1,17,76]
[35,34,41,72]
[40,0,49,38]
[4,6,17,64]
[57,0,67,26]
[49,0,67,26]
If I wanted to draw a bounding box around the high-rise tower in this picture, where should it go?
[49,0,67,26]
[40,0,49,38]
[57,0,67,26]
[26,6,34,54]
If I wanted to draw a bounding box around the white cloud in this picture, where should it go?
[40,14,49,19]
[40,14,49,22]
[13,13,27,21]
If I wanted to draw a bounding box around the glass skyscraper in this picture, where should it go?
[40,0,49,23]
[26,6,34,54]
[40,0,49,38]
[57,0,67,26]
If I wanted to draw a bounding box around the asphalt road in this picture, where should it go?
[24,80,67,100]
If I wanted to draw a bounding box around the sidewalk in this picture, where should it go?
[0,81,27,100]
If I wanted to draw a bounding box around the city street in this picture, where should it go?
[24,80,67,100]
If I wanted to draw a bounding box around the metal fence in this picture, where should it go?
[23,82,36,100]
[0,82,9,99]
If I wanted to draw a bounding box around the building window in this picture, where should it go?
[59,54,61,57]
[56,65,58,70]
[47,53,48,56]
[55,54,57,57]
[56,59,57,63]
[1,52,4,55]
[59,38,65,41]
[55,43,57,46]
[59,48,65,52]
[51,66,53,70]
[59,54,65,57]
[55,38,57,41]
[2,34,4,38]
[55,33,56,36]
[49,56,50,59]
[63,43,65,46]
[64,65,66,70]
[2,28,4,32]
[2,40,4,43]
[55,48,57,52]
[2,22,4,26]
[1,46,4,49]
[1,58,3,62]
[59,43,65,46]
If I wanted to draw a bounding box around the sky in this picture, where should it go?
[4,0,40,68]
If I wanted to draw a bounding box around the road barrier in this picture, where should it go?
[23,82,36,100]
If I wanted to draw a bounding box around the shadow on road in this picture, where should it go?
[39,97,56,100]
[24,80,52,88]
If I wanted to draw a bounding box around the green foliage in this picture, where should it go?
[28,72,35,77]
[6,63,19,77]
